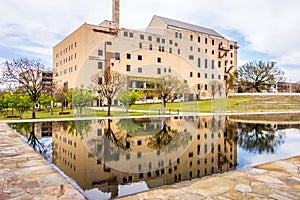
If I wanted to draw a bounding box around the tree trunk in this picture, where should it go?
[107,97,112,116]
[61,101,64,112]
[162,99,166,114]
[31,101,36,119]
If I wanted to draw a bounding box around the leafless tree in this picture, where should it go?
[209,81,223,100]
[90,68,127,116]
[154,75,190,113]
[0,58,52,118]
[193,83,203,100]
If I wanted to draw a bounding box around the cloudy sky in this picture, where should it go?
[0,0,300,81]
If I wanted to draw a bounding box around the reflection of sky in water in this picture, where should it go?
[237,129,300,169]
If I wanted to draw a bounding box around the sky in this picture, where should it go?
[0,0,300,82]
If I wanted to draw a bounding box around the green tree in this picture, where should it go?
[72,84,93,115]
[39,94,56,112]
[224,70,238,98]
[154,74,190,113]
[238,61,285,92]
[0,58,53,118]
[14,94,31,119]
[117,90,143,112]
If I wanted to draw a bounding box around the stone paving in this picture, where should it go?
[120,157,300,200]
[0,123,85,200]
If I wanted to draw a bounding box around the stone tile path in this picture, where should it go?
[120,157,300,200]
[0,123,85,200]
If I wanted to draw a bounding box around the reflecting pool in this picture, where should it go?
[8,114,300,199]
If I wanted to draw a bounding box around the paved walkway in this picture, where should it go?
[120,157,300,200]
[0,123,85,200]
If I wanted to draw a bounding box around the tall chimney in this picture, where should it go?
[112,0,120,30]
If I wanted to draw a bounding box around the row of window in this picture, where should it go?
[57,65,77,76]
[55,42,77,58]
[55,53,77,67]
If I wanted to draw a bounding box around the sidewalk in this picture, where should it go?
[120,156,300,199]
[0,123,85,200]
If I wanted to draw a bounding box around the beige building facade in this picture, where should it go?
[53,1,238,103]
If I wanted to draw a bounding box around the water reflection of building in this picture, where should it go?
[51,116,237,198]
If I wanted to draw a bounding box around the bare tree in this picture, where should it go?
[154,75,190,113]
[90,68,127,116]
[209,81,223,100]
[193,83,203,100]
[1,58,52,118]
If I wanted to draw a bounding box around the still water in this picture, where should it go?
[9,114,300,199]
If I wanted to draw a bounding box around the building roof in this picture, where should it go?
[155,15,224,38]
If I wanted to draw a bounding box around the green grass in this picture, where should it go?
[1,95,300,121]
[131,98,252,113]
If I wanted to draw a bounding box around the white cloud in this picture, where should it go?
[0,0,300,80]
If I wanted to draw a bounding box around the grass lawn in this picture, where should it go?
[1,95,300,121]
[131,97,251,113]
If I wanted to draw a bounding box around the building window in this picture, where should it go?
[205,59,208,68]
[231,53,233,58]
[212,74,215,79]
[169,48,172,53]
[198,48,201,52]
[149,44,152,50]
[230,44,233,49]
[126,65,131,72]
[218,61,221,68]
[198,58,201,67]
[157,68,161,74]
[140,34,144,40]
[157,57,161,63]
[98,62,103,69]
[106,41,112,45]
[124,32,128,37]
[179,33,182,39]
[74,65,77,71]
[190,72,193,77]
[175,42,178,47]
[205,38,207,44]
[169,40,173,45]
[139,42,142,49]
[74,42,77,47]
[127,53,131,59]
[177,49,180,54]
[205,49,208,53]
[212,60,215,69]
[218,74,221,80]
[129,32,134,38]
[198,36,201,43]
[156,37,160,43]
[169,67,171,73]
[148,36,152,41]
[212,50,215,55]
[212,39,215,45]
[115,52,120,60]
[190,46,193,51]
[198,72,201,78]
[162,38,165,43]
[138,68,142,73]
[205,73,208,78]
[138,55,142,60]
[175,32,178,38]
[205,84,208,90]
[189,55,194,60]
[190,35,193,41]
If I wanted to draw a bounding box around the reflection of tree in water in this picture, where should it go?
[104,119,131,150]
[68,120,92,139]
[147,118,190,153]
[9,122,47,154]
[237,123,285,154]
[116,119,144,135]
